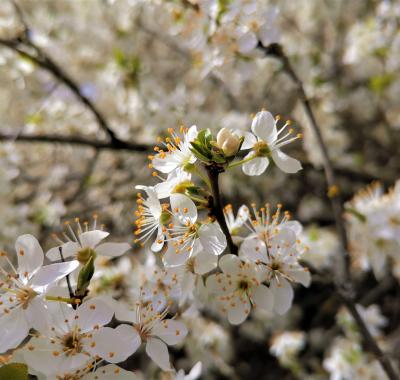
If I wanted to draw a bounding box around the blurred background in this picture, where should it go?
[0,1,400,379]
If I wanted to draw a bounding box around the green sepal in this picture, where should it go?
[0,363,28,380]
[76,255,95,297]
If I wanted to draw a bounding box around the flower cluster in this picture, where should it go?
[345,180,400,280]
[0,109,310,379]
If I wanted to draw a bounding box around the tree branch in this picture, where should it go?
[206,164,238,255]
[0,131,152,152]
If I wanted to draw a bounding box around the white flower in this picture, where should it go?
[240,227,310,315]
[164,194,227,266]
[23,298,135,376]
[0,234,78,353]
[140,266,182,309]
[115,300,188,371]
[154,169,192,200]
[240,111,302,175]
[224,204,249,235]
[206,254,273,325]
[174,362,202,380]
[270,331,305,364]
[81,364,141,380]
[235,7,280,54]
[134,185,168,251]
[47,217,131,265]
[151,126,198,175]
[175,245,218,305]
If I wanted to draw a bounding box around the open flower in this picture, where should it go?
[164,194,227,266]
[206,254,273,325]
[240,228,311,315]
[151,126,198,175]
[240,111,302,175]
[47,217,131,265]
[22,298,135,376]
[114,299,188,371]
[0,234,78,353]
[224,204,249,235]
[134,185,169,251]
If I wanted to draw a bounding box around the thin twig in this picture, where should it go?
[58,247,74,300]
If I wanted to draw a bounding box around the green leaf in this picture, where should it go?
[369,73,395,93]
[0,363,28,380]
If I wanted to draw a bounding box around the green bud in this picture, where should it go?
[76,247,96,265]
[76,255,95,297]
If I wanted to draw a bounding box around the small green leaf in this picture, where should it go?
[369,73,395,93]
[0,363,28,380]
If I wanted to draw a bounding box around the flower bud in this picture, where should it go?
[216,128,241,157]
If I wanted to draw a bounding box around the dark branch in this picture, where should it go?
[0,132,152,152]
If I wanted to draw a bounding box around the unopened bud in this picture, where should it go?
[216,128,241,157]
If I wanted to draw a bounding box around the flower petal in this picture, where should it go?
[76,298,114,332]
[237,30,258,54]
[152,319,187,345]
[146,337,171,371]
[87,325,141,363]
[240,132,257,150]
[198,223,227,255]
[85,365,140,380]
[251,284,274,312]
[96,242,131,257]
[46,242,80,261]
[219,254,242,275]
[25,297,50,334]
[239,236,268,263]
[287,269,311,287]
[271,278,294,315]
[227,295,250,325]
[170,194,197,224]
[194,249,218,275]
[251,111,277,144]
[271,149,302,173]
[242,155,269,176]
[79,230,109,248]
[15,234,44,278]
[31,261,79,290]
[0,308,29,353]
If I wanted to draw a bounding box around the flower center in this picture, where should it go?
[17,287,38,309]
[76,247,96,265]
[238,280,250,291]
[62,332,83,356]
[160,211,172,225]
[253,141,271,157]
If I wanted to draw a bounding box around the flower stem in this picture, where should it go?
[228,154,256,169]
[205,164,238,255]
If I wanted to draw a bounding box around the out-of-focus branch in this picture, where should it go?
[0,2,136,148]
[262,43,399,380]
[0,131,152,152]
